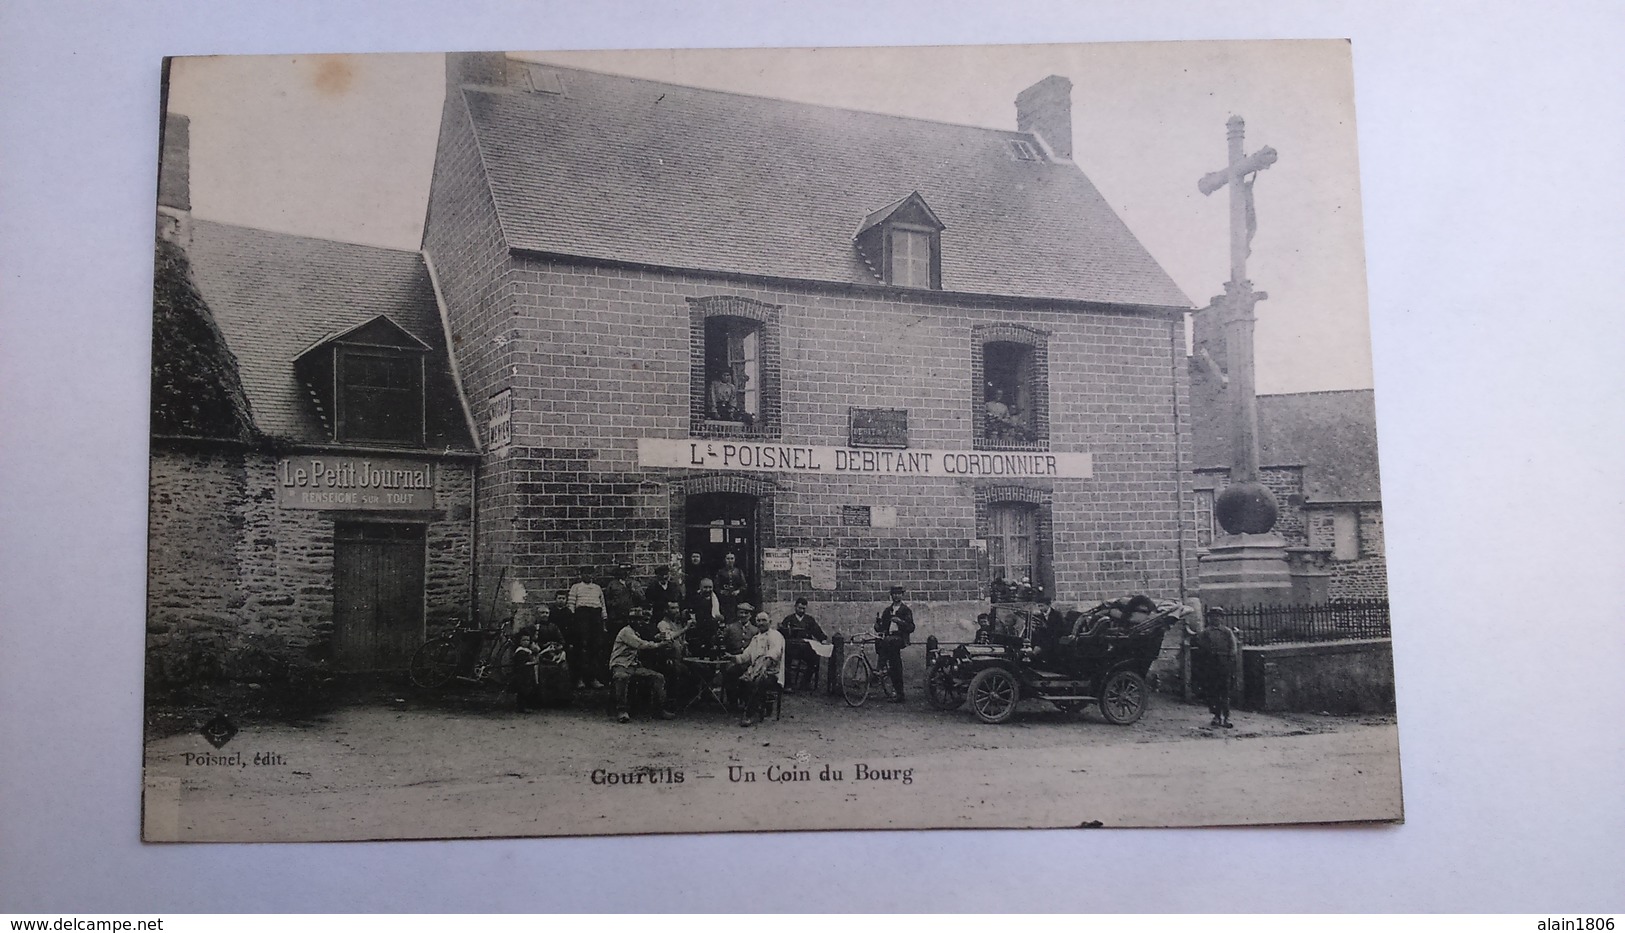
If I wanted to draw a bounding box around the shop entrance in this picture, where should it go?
[684,492,759,605]
[333,521,426,669]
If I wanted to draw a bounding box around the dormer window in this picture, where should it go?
[295,315,430,448]
[855,192,944,289]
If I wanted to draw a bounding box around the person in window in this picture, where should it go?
[781,597,828,691]
[874,586,915,702]
[986,386,1012,423]
[708,369,740,421]
[713,551,749,621]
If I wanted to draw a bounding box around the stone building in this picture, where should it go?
[147,115,479,684]
[423,55,1198,635]
[1189,304,1387,600]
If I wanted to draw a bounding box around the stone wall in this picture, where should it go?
[1240,639,1396,714]
[147,443,476,685]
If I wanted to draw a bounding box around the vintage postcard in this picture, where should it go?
[143,41,1400,842]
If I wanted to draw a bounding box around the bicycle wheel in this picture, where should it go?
[840,654,872,707]
[409,638,460,689]
[486,639,518,690]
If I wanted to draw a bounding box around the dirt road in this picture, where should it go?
[143,687,1402,841]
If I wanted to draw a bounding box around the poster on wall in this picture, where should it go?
[141,41,1399,844]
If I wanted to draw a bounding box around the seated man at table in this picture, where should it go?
[780,597,828,691]
[721,603,755,656]
[608,612,678,724]
[719,610,785,727]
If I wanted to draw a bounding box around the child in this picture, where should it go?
[511,626,542,713]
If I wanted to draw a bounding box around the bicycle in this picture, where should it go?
[838,633,900,707]
[409,618,517,690]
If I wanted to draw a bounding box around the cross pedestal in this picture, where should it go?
[1199,532,1295,609]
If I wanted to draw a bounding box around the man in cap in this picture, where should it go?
[644,564,679,625]
[607,608,678,724]
[873,586,916,702]
[1191,606,1239,729]
[602,562,643,630]
[781,597,828,691]
[722,602,755,656]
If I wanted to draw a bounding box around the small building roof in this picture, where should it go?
[457,63,1191,310]
[183,219,476,450]
[1196,389,1382,503]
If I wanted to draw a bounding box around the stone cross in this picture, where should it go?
[1199,115,1280,533]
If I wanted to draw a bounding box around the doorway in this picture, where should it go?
[333,521,426,669]
[684,492,759,604]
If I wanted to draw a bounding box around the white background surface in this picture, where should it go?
[2,0,1623,913]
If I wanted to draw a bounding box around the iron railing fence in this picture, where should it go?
[1219,599,1391,646]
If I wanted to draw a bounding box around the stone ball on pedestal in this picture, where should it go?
[1215,481,1279,535]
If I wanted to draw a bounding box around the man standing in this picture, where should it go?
[644,564,679,625]
[567,565,607,689]
[721,610,785,727]
[874,585,915,702]
[713,551,749,622]
[1194,607,1239,729]
[685,577,724,658]
[781,597,827,691]
[607,612,677,724]
[603,562,643,631]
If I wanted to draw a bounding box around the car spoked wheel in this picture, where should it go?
[1098,670,1149,725]
[926,667,964,710]
[967,667,1019,723]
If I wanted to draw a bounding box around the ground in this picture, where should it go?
[142,670,1403,841]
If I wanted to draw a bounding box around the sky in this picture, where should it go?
[167,41,1373,395]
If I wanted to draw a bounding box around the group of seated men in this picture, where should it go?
[510,562,831,727]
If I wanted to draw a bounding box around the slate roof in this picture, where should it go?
[1196,389,1382,503]
[458,64,1192,309]
[183,219,476,450]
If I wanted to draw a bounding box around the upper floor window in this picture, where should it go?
[973,325,1049,450]
[855,192,944,290]
[689,296,780,437]
[339,349,424,445]
[295,315,430,448]
[705,316,760,427]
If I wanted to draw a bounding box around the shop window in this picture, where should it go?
[987,501,1049,599]
[704,316,760,427]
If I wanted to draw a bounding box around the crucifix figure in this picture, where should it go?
[1199,115,1280,535]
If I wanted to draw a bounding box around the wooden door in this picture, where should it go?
[333,522,426,669]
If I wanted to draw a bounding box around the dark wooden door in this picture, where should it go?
[333,522,426,669]
[685,493,757,602]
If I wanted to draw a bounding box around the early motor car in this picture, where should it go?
[925,596,1187,725]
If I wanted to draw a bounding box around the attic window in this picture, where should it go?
[1008,139,1043,162]
[525,66,565,95]
[855,192,945,290]
[294,315,431,449]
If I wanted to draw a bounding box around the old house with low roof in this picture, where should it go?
[147,114,479,684]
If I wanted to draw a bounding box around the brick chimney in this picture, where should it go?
[1016,75,1073,160]
[157,112,192,245]
[445,51,511,94]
